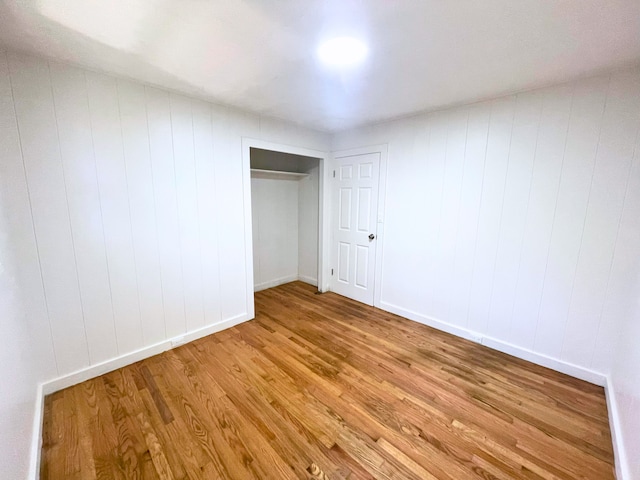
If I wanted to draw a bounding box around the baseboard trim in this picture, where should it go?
[481,336,606,386]
[28,383,44,480]
[297,274,318,287]
[254,275,299,292]
[605,376,629,480]
[378,300,606,386]
[30,312,252,478]
[254,274,318,292]
[41,312,251,395]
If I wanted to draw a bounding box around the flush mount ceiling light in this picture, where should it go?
[317,37,368,68]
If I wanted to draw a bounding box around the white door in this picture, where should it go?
[331,152,380,305]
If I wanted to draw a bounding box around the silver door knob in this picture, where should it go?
[368,234,375,240]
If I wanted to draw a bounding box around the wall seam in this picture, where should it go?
[5,51,60,376]
[84,70,120,357]
[48,61,92,365]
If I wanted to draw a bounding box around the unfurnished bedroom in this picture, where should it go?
[0,1,639,479]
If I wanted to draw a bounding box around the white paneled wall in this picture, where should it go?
[332,67,640,380]
[2,45,639,479]
[0,49,329,388]
[298,166,320,285]
[251,177,300,290]
[609,110,640,478]
[250,148,320,291]
[9,54,91,375]
[612,299,640,480]
[0,52,58,380]
[0,52,54,480]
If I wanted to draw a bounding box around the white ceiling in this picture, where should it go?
[1,1,639,132]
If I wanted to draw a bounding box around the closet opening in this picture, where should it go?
[248,146,325,295]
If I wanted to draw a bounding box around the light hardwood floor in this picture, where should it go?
[41,281,615,479]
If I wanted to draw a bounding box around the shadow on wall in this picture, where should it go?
[0,1,231,107]
[612,287,640,478]
[0,187,44,479]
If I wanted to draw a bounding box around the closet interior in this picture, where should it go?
[250,148,320,292]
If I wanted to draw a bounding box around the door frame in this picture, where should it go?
[330,144,388,307]
[242,138,331,318]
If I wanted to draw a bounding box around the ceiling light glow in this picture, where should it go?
[317,37,368,68]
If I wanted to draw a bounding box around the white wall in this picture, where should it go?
[250,168,320,290]
[333,67,640,381]
[250,149,320,290]
[607,128,640,478]
[612,296,640,479]
[0,48,329,480]
[0,50,58,480]
[251,177,300,290]
[3,44,639,479]
[334,67,640,477]
[0,205,41,480]
[298,165,320,285]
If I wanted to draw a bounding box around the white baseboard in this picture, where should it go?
[41,312,251,395]
[254,274,318,292]
[28,383,44,480]
[297,274,318,287]
[31,312,252,479]
[481,336,606,386]
[378,300,606,386]
[254,274,299,292]
[30,296,619,478]
[605,376,630,480]
[379,300,480,341]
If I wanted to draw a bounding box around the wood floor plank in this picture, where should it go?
[41,281,615,479]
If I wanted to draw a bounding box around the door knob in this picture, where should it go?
[368,234,375,240]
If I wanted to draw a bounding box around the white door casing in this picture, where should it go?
[242,138,331,318]
[330,152,380,305]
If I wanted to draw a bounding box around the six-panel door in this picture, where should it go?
[331,152,380,305]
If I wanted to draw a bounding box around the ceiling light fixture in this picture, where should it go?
[317,37,368,68]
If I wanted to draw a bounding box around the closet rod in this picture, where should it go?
[250,169,309,180]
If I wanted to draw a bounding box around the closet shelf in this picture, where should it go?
[250,169,309,180]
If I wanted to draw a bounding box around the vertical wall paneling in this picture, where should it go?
[193,101,222,326]
[374,119,422,309]
[170,94,205,332]
[251,178,262,286]
[212,108,247,319]
[332,68,640,379]
[7,52,89,373]
[0,51,57,377]
[50,63,118,364]
[251,177,299,290]
[145,86,186,338]
[118,79,166,346]
[486,90,542,339]
[432,110,469,322]
[0,48,334,480]
[418,113,446,314]
[466,96,516,333]
[398,117,434,314]
[249,146,321,291]
[448,103,491,326]
[607,129,640,477]
[86,71,143,355]
[534,76,609,361]
[509,83,574,348]
[0,56,47,480]
[1,50,329,388]
[560,72,640,365]
[298,166,320,284]
[595,131,640,372]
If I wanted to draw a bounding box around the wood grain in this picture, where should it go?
[41,281,615,479]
